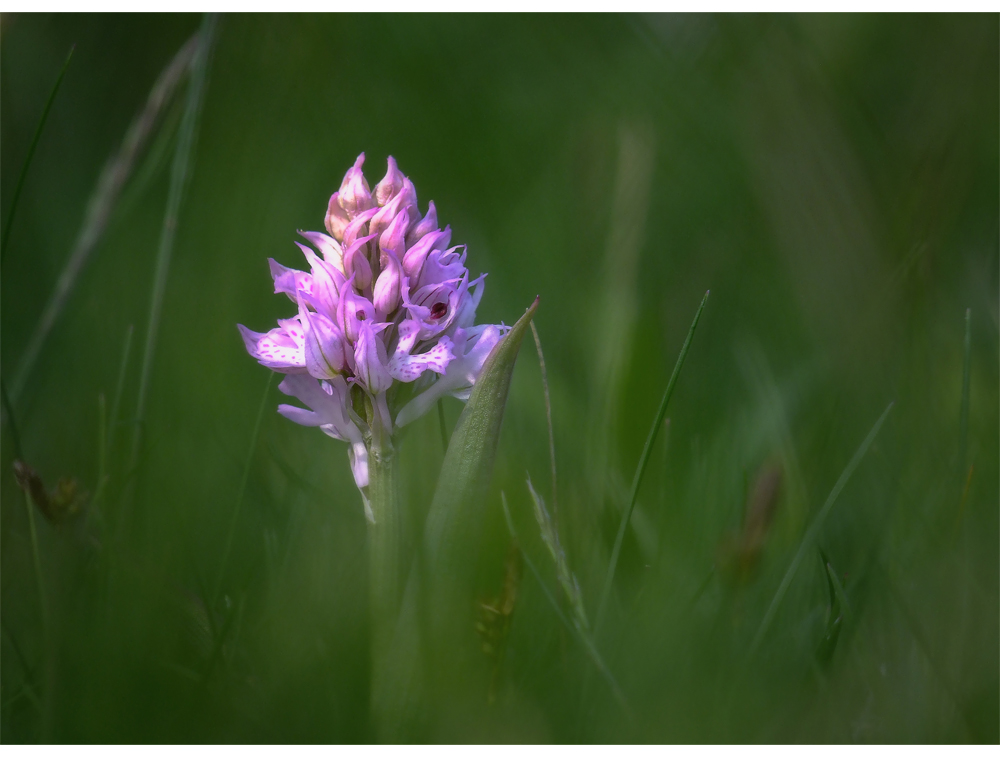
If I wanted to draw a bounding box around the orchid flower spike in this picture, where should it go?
[238,154,508,511]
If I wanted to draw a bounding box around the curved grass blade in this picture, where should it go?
[1,45,75,265]
[530,320,558,518]
[596,289,709,633]
[750,401,893,655]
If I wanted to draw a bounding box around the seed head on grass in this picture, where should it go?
[238,154,506,513]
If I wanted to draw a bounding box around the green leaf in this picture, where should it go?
[422,297,539,654]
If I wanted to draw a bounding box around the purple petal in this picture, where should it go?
[298,230,344,272]
[299,297,347,379]
[354,320,393,393]
[402,227,452,281]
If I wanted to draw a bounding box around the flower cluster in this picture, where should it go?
[239,154,505,500]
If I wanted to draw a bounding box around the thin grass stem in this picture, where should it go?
[531,320,558,520]
[1,45,75,265]
[501,494,631,720]
[214,371,274,604]
[1,379,24,461]
[0,380,47,649]
[10,35,198,401]
[749,401,893,654]
[596,289,709,633]
[130,15,216,471]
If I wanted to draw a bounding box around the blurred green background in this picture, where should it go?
[1,13,997,743]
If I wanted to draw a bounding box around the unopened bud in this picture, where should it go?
[374,156,405,207]
[325,193,351,241]
[337,153,372,216]
[406,200,438,247]
[343,234,376,291]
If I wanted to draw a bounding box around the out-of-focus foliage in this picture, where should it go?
[1,13,997,743]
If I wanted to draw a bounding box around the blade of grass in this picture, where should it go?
[531,320,559,521]
[1,45,75,265]
[10,34,198,401]
[596,289,709,633]
[749,401,893,655]
[214,371,274,604]
[502,493,631,719]
[1,379,24,461]
[958,307,971,475]
[0,380,47,653]
[130,15,216,470]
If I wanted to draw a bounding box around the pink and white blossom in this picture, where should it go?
[238,153,507,504]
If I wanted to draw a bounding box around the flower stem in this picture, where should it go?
[366,436,404,740]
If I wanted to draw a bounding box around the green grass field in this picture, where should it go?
[1,13,997,743]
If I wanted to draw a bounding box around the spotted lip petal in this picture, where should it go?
[238,321,307,373]
[394,324,506,427]
[388,319,456,382]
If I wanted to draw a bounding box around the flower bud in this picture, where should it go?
[337,153,372,216]
[343,234,376,291]
[325,193,351,241]
[379,210,408,263]
[405,200,438,247]
[374,156,405,207]
[369,179,417,239]
[373,252,402,318]
[342,207,378,253]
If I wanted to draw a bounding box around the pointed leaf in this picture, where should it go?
[422,297,538,661]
